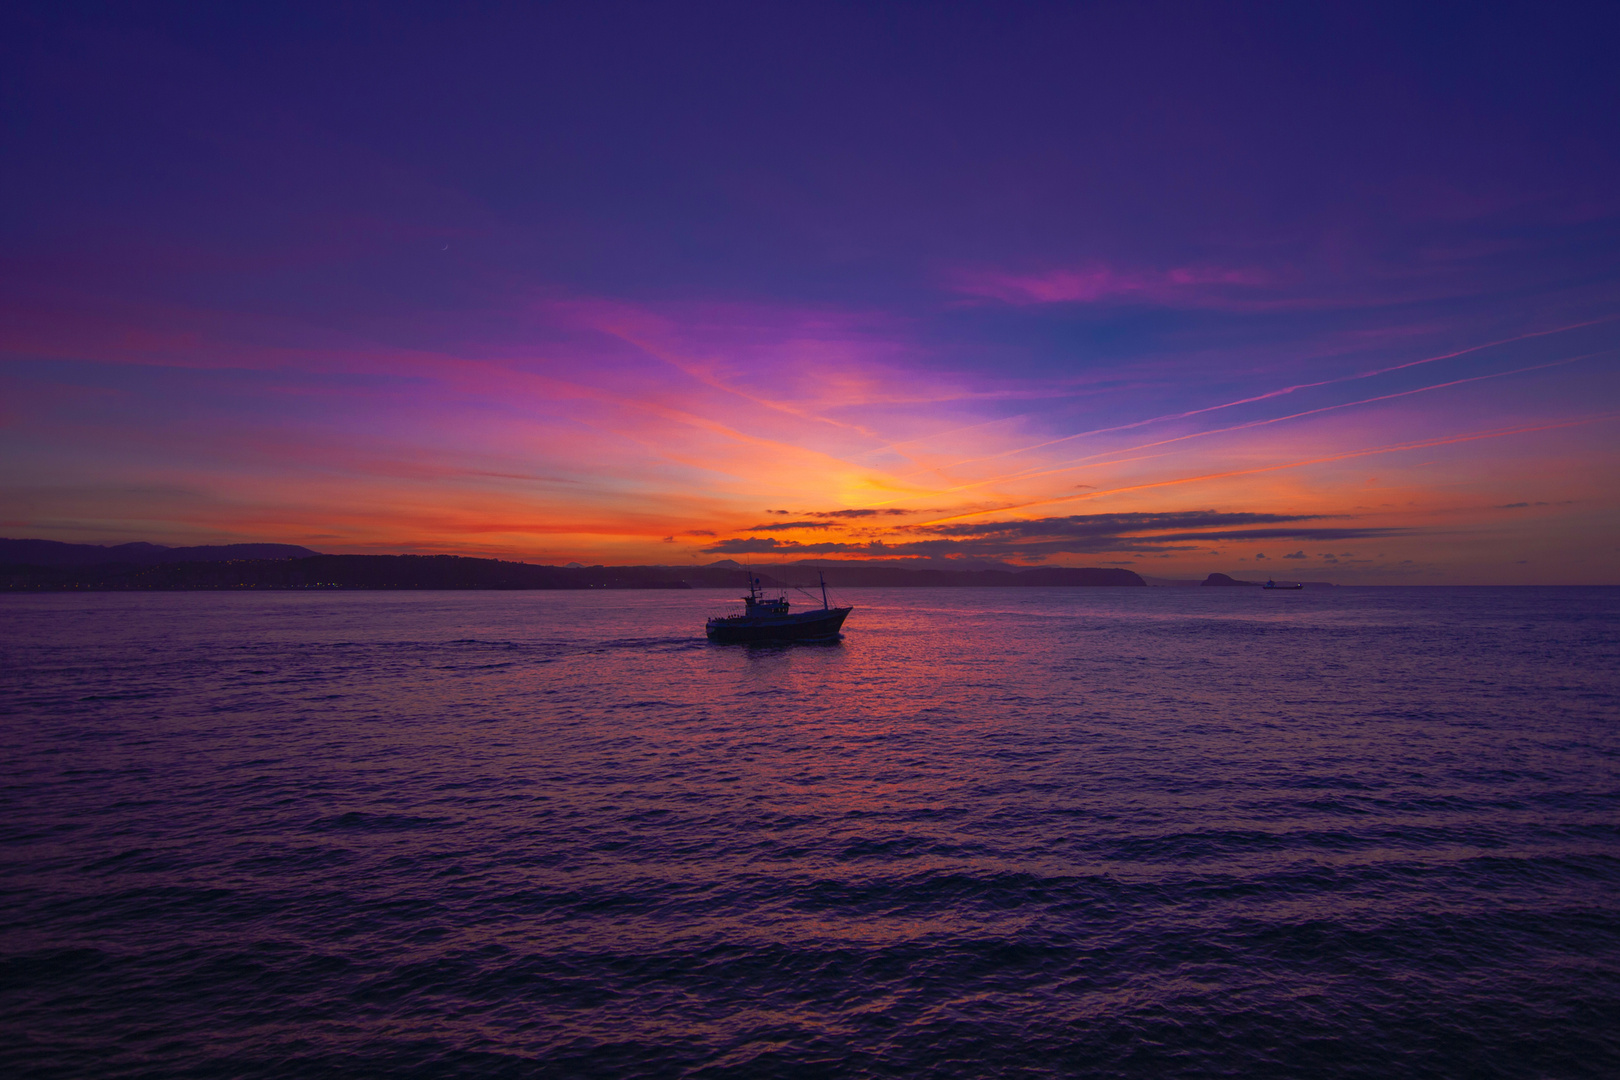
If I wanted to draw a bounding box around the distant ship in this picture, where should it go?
[706,572,852,643]
[1262,579,1304,590]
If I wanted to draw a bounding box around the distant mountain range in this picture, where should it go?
[753,562,1143,588]
[0,539,321,567]
[0,539,1148,590]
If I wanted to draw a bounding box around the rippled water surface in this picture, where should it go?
[2,587,1618,1078]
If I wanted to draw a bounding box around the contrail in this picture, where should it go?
[903,350,1611,500]
[896,316,1616,479]
[914,413,1620,527]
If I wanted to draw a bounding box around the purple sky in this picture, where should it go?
[3,2,1617,581]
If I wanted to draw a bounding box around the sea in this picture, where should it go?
[2,586,1617,1079]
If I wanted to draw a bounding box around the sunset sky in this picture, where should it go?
[3,2,1617,583]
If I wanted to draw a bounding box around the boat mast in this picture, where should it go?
[819,571,829,610]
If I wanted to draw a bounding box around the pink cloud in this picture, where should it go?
[952,263,1275,307]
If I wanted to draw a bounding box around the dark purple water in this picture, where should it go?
[3,587,1618,1078]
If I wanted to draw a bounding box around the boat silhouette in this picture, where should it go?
[706,571,852,643]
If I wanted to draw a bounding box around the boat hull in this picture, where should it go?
[706,606,852,643]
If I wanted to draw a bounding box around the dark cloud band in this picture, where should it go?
[703,510,1405,558]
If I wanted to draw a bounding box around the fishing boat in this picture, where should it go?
[1262,579,1304,590]
[705,571,852,643]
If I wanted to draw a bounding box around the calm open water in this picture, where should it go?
[2,586,1617,1079]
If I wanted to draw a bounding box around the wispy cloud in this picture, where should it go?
[952,263,1274,308]
[913,510,1320,538]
